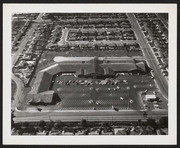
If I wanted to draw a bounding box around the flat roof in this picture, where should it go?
[30,57,148,95]
[145,94,156,99]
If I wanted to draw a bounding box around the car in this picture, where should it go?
[154,104,159,107]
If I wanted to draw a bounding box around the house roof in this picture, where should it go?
[145,94,156,99]
[114,128,127,135]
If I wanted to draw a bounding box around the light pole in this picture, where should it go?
[129,99,133,109]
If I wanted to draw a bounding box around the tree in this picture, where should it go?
[38,120,46,129]
[49,120,54,127]
[147,118,157,128]
[81,119,87,127]
[11,110,15,127]
[29,126,37,135]
[138,119,142,126]
[46,120,54,131]
[53,120,62,129]
[22,122,29,128]
[159,116,168,128]
[102,122,110,128]
[17,128,23,135]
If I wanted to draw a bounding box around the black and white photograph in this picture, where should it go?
[3,4,177,145]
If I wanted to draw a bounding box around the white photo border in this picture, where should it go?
[3,3,177,145]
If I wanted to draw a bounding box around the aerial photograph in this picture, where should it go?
[11,13,168,135]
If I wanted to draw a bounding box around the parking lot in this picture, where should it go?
[49,74,156,110]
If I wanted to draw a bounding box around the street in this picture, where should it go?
[14,109,167,123]
[156,13,168,29]
[12,13,44,110]
[127,14,168,99]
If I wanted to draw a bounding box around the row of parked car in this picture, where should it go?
[54,78,128,87]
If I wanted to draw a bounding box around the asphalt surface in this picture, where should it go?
[51,75,154,110]
[127,14,168,99]
[14,109,167,122]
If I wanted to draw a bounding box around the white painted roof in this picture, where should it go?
[145,94,156,99]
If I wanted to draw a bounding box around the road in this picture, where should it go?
[127,14,168,99]
[156,13,168,29]
[11,74,26,110]
[12,14,44,66]
[33,18,128,23]
[14,109,167,123]
[12,13,44,110]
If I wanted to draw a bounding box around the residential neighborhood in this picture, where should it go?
[11,13,168,136]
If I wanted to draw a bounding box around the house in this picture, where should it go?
[145,94,156,101]
[16,60,27,68]
[26,60,36,66]
[25,48,33,54]
[88,128,100,135]
[75,130,85,135]
[114,128,127,135]
[21,54,33,61]
[101,129,113,135]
